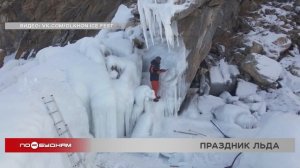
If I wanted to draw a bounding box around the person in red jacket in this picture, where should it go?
[149,56,167,102]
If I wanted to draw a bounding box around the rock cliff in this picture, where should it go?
[0,0,128,58]
[177,0,241,86]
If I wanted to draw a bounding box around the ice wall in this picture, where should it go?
[0,5,143,168]
[137,0,190,117]
[141,39,188,117]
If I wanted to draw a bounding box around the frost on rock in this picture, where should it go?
[137,0,190,48]
[241,53,283,85]
[245,3,294,60]
[279,48,300,92]
[209,59,240,95]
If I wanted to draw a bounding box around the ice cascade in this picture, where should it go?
[137,0,189,48]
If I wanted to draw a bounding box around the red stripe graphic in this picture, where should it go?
[5,138,89,153]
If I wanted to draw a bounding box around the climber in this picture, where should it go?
[149,56,167,102]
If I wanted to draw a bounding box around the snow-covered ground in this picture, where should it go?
[0,0,300,168]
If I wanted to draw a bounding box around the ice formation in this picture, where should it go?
[131,95,158,137]
[130,85,156,135]
[0,5,143,168]
[137,0,190,48]
[141,39,188,117]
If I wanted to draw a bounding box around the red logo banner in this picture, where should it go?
[5,138,89,153]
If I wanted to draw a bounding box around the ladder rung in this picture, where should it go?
[73,160,83,167]
[42,95,85,168]
[68,153,74,157]
[49,110,59,115]
[42,95,86,168]
[59,130,69,136]
[56,127,68,131]
[54,120,64,126]
[44,100,54,104]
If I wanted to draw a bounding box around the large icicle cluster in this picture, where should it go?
[137,0,190,48]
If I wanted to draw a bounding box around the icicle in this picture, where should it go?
[158,18,163,41]
[137,0,184,48]
[172,22,180,47]
[138,0,149,48]
[144,7,153,45]
[174,82,178,116]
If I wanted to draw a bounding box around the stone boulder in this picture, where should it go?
[236,79,258,98]
[237,17,253,33]
[288,63,300,77]
[240,0,259,15]
[264,8,276,15]
[241,53,283,86]
[249,41,264,54]
[288,29,300,49]
[282,4,293,11]
[296,6,300,14]
[272,36,292,54]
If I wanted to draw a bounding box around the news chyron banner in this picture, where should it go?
[5,138,295,153]
[5,22,123,30]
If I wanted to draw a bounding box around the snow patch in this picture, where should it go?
[238,113,300,168]
[246,31,291,59]
[213,104,258,129]
[236,79,258,98]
